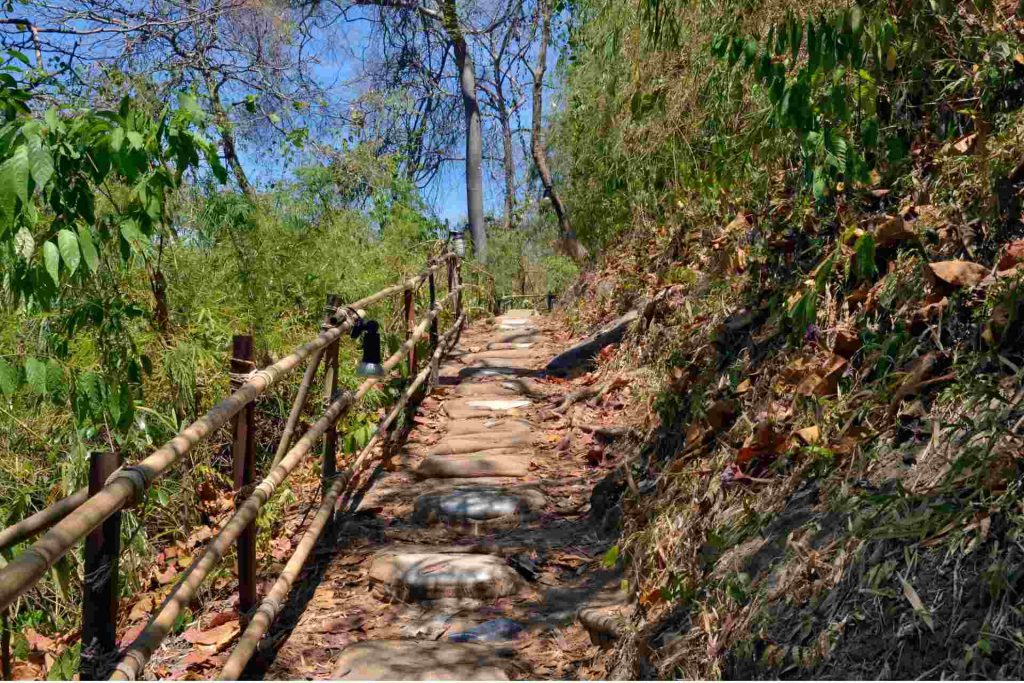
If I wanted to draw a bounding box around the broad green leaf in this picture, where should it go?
[14,226,34,259]
[126,131,145,150]
[110,127,125,152]
[0,358,18,396]
[45,360,64,396]
[24,357,47,395]
[43,239,60,284]
[28,142,53,189]
[77,224,99,273]
[0,144,29,217]
[854,233,878,281]
[57,229,80,276]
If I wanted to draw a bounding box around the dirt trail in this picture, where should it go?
[255,310,624,680]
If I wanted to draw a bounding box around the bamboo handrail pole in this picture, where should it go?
[111,286,462,680]
[0,487,88,551]
[218,314,465,680]
[217,471,351,680]
[111,386,359,681]
[271,348,325,468]
[0,268,456,614]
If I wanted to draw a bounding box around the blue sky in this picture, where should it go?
[232,4,557,229]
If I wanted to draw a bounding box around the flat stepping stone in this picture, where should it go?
[457,366,528,380]
[416,452,532,479]
[501,308,536,318]
[445,417,533,437]
[331,640,512,680]
[453,379,543,398]
[486,342,535,351]
[414,486,546,525]
[465,398,532,410]
[445,399,532,419]
[369,552,521,600]
[429,433,532,455]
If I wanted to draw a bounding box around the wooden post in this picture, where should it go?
[428,270,438,349]
[404,289,416,376]
[80,451,122,680]
[321,295,341,491]
[2,609,11,681]
[230,335,256,625]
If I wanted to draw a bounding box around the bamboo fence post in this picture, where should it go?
[79,451,122,680]
[404,288,416,376]
[230,335,257,624]
[320,295,341,493]
[428,268,438,349]
[1,609,11,680]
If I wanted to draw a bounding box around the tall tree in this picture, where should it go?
[341,0,517,261]
[528,0,586,263]
[476,0,528,230]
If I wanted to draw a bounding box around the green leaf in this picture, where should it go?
[0,144,29,217]
[126,131,145,150]
[0,358,18,396]
[42,240,60,284]
[601,545,620,568]
[110,127,125,152]
[45,360,64,396]
[24,357,47,395]
[28,142,53,189]
[849,5,864,36]
[854,233,878,281]
[57,229,80,276]
[77,224,99,273]
[14,226,34,259]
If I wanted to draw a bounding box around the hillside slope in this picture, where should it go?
[551,0,1024,678]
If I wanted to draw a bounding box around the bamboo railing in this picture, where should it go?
[0,250,465,680]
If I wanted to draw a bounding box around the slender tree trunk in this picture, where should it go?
[492,63,516,230]
[530,0,586,264]
[204,72,255,200]
[442,0,486,262]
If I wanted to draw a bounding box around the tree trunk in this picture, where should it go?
[531,0,587,264]
[492,60,516,230]
[442,0,486,262]
[204,72,255,200]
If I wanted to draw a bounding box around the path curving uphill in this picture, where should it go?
[260,310,625,680]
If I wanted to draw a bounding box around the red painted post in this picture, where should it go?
[404,289,416,376]
[321,295,341,491]
[80,450,122,680]
[230,335,256,625]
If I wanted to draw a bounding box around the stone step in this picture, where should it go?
[369,552,521,600]
[331,640,513,680]
[413,486,545,526]
[445,397,531,414]
[429,433,532,455]
[500,308,536,318]
[444,417,533,437]
[485,341,535,351]
[453,378,544,399]
[416,452,532,479]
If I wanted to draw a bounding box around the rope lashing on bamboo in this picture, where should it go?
[111,286,461,681]
[0,263,451,614]
[217,313,464,680]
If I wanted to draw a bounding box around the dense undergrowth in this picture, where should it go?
[553,0,1024,678]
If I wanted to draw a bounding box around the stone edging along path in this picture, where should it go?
[259,310,630,680]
